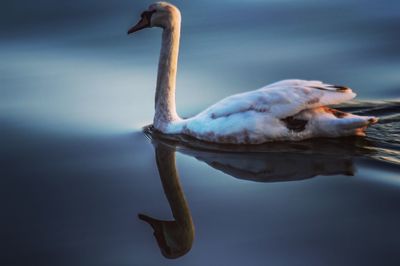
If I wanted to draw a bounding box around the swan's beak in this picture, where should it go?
[127,17,150,34]
[128,11,155,34]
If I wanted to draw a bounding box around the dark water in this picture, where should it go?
[1,1,400,265]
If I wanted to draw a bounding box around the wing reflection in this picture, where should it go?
[143,126,378,182]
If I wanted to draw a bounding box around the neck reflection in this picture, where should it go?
[138,141,194,259]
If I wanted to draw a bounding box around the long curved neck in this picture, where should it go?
[154,20,181,131]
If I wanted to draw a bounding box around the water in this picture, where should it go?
[1,1,400,265]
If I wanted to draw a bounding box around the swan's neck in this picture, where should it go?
[154,20,181,131]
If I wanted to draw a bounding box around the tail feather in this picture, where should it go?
[304,107,379,137]
[336,115,378,130]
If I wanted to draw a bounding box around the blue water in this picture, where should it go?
[1,1,400,265]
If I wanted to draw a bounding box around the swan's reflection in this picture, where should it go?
[139,126,378,259]
[138,141,194,259]
[144,126,376,182]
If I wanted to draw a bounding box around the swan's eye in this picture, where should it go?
[141,10,156,20]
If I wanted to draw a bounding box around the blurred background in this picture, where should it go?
[1,1,400,266]
[1,0,399,134]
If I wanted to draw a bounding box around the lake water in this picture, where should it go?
[1,1,400,265]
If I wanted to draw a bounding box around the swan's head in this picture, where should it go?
[127,2,181,34]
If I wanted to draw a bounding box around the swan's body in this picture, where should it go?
[166,80,377,143]
[128,2,377,144]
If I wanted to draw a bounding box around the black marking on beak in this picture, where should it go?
[127,10,156,34]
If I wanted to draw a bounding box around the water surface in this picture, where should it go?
[1,1,400,265]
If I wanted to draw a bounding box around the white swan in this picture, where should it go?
[128,2,378,144]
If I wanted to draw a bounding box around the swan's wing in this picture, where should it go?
[200,79,356,119]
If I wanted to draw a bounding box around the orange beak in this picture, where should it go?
[127,10,155,34]
[127,17,150,34]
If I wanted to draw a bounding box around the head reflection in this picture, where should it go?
[140,126,373,259]
[138,141,194,259]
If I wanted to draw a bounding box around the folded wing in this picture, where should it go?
[200,79,356,119]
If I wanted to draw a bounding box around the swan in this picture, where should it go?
[128,2,378,144]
